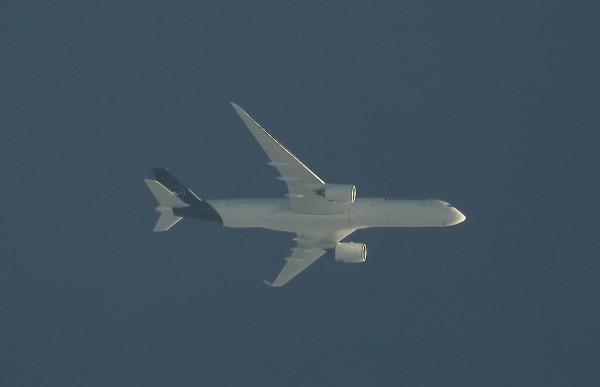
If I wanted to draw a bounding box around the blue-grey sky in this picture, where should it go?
[2,1,599,385]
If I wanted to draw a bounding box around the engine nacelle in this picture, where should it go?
[335,242,367,263]
[317,184,357,203]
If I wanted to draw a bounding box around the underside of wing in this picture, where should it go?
[265,247,327,287]
[231,103,350,215]
[265,229,355,287]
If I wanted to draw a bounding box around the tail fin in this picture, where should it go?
[152,168,203,207]
[146,169,224,227]
[144,179,189,232]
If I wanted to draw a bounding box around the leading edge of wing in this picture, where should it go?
[230,102,325,186]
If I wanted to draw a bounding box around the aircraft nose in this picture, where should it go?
[451,208,466,224]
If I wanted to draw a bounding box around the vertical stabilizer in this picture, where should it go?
[150,169,223,225]
[152,168,203,206]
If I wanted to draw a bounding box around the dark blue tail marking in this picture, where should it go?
[152,168,223,225]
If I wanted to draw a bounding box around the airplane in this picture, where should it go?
[144,103,466,287]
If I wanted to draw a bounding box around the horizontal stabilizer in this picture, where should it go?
[144,179,189,232]
[144,179,189,208]
[153,207,183,232]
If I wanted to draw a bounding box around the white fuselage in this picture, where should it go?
[208,198,466,233]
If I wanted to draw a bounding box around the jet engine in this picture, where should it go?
[317,184,357,203]
[335,242,367,263]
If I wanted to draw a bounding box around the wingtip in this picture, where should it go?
[263,279,285,287]
[230,102,247,116]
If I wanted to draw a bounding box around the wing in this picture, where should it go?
[264,247,327,287]
[231,103,349,215]
[265,229,355,287]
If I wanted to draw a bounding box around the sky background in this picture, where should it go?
[2,1,599,385]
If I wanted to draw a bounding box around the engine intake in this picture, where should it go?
[317,184,357,203]
[335,242,367,263]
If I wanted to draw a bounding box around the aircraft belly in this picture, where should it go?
[350,203,448,228]
[218,207,350,232]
